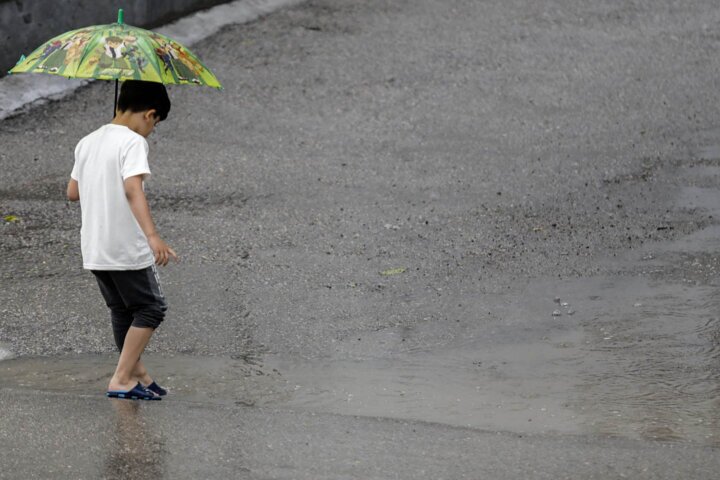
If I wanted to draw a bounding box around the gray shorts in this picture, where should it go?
[92,265,167,351]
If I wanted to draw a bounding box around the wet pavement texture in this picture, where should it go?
[3,0,720,477]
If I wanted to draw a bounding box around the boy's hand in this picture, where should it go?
[147,233,178,266]
[124,176,178,266]
[67,179,79,202]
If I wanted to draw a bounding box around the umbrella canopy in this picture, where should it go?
[8,9,222,89]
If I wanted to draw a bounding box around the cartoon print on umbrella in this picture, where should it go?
[147,31,204,84]
[27,30,92,74]
[156,42,199,83]
[31,40,63,71]
[65,32,91,67]
[9,8,222,115]
[97,36,134,76]
[155,44,174,75]
[171,42,205,83]
[38,41,68,72]
[123,35,147,73]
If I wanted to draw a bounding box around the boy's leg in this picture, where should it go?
[95,270,155,385]
[108,326,154,391]
[92,271,134,351]
[105,267,167,391]
[131,359,153,385]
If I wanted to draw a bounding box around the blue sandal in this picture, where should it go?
[107,383,160,401]
[144,381,167,396]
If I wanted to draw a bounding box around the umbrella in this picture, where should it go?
[8,9,222,115]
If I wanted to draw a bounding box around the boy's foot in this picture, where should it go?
[143,381,168,396]
[107,383,161,401]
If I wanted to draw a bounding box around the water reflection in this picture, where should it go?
[103,400,166,479]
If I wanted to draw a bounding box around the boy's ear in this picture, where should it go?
[144,109,158,121]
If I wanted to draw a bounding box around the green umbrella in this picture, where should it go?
[9,9,222,114]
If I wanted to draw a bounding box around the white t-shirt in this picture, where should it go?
[71,124,155,270]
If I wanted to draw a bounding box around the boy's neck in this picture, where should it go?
[111,110,156,138]
[111,111,134,128]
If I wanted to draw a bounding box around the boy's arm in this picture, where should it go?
[67,179,79,201]
[124,175,178,266]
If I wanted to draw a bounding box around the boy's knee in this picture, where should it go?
[110,307,133,325]
[132,305,166,329]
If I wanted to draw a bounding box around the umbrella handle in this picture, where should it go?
[114,9,123,118]
[113,79,118,118]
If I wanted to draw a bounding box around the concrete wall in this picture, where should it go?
[1,0,233,75]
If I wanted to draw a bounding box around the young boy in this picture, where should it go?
[67,80,178,401]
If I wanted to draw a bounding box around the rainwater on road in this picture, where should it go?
[4,230,720,445]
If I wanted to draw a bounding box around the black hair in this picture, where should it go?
[117,80,171,121]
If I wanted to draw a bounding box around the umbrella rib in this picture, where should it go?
[136,34,165,81]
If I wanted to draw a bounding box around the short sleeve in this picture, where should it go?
[70,162,79,181]
[70,141,81,180]
[120,136,151,181]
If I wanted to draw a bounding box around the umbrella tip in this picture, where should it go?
[117,8,124,24]
[8,54,26,73]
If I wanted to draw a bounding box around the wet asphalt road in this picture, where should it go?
[3,0,720,477]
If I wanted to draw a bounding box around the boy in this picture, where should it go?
[67,80,177,401]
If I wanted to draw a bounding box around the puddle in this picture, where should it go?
[261,275,720,445]
[0,343,585,434]
[2,274,720,445]
[537,277,720,445]
[263,334,585,434]
[0,354,288,407]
